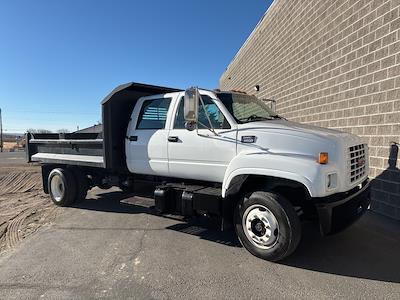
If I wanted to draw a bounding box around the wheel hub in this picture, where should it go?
[251,219,266,236]
[51,175,64,202]
[242,204,280,249]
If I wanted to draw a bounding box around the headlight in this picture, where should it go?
[326,173,337,190]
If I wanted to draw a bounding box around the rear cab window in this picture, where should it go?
[136,98,172,129]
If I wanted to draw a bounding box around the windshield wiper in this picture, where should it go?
[238,114,274,123]
[271,115,287,120]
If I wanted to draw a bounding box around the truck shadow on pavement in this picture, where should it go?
[73,190,400,284]
[73,190,241,247]
[281,212,400,283]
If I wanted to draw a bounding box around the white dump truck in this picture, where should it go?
[26,82,370,261]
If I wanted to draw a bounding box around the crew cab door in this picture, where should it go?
[125,95,173,176]
[167,93,237,182]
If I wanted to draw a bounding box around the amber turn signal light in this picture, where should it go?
[318,152,329,164]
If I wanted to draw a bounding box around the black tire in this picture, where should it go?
[71,169,89,204]
[234,191,301,262]
[48,168,77,207]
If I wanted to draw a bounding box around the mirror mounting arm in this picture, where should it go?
[198,93,218,136]
[262,98,276,112]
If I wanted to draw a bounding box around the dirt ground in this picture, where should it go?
[0,161,58,253]
[2,142,18,150]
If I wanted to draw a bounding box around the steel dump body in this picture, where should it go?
[26,82,180,171]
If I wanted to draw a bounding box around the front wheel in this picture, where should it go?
[234,191,301,262]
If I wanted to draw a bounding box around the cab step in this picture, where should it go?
[154,183,222,217]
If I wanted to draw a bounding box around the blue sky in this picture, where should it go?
[0,0,272,133]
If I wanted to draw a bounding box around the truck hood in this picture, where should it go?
[237,119,360,145]
[235,119,364,166]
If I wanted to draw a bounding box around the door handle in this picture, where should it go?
[168,136,179,142]
[127,136,138,142]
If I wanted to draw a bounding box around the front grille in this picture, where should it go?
[348,144,367,184]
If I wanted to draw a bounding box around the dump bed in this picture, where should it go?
[26,82,180,171]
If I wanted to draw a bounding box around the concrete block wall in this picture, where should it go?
[220,0,400,219]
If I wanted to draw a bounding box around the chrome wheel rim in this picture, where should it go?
[242,204,280,249]
[51,175,64,202]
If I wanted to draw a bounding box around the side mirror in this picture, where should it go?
[264,99,276,113]
[184,87,199,123]
[184,121,196,131]
[183,87,218,135]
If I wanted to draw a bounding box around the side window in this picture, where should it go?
[136,98,171,129]
[174,96,230,129]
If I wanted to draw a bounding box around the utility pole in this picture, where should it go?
[0,108,3,152]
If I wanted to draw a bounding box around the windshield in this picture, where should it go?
[217,92,279,124]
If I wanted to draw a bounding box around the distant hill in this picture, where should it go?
[3,133,25,142]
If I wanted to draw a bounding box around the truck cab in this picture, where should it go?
[125,90,236,182]
[27,83,371,262]
[123,88,370,260]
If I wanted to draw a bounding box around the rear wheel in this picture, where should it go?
[235,191,301,262]
[48,168,77,207]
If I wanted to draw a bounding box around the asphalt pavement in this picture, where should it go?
[0,151,26,166]
[0,187,399,299]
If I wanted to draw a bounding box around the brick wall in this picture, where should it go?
[220,0,400,219]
